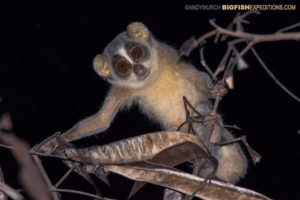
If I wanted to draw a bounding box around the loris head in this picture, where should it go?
[93,22,158,88]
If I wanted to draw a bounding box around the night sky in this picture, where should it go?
[0,0,299,199]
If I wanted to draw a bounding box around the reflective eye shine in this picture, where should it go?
[117,60,130,73]
[130,46,144,61]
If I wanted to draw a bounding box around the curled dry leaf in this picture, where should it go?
[65,131,210,165]
[105,164,272,200]
[128,142,216,198]
[65,131,217,199]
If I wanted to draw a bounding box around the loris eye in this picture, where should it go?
[130,47,144,61]
[117,60,130,73]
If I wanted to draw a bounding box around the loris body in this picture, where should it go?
[125,44,211,131]
[41,22,247,183]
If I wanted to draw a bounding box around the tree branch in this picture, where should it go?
[209,19,300,43]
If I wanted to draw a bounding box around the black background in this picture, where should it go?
[0,0,299,199]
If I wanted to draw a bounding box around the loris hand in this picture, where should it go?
[36,139,58,154]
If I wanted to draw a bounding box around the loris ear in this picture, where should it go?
[93,54,112,78]
[127,22,150,41]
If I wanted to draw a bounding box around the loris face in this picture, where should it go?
[93,22,158,88]
[110,40,151,82]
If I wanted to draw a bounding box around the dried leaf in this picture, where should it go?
[105,165,272,200]
[128,181,144,199]
[225,76,234,89]
[91,166,111,187]
[237,55,249,70]
[65,132,213,198]
[151,142,209,166]
[224,64,235,89]
[179,37,197,57]
[128,142,213,198]
[65,131,209,165]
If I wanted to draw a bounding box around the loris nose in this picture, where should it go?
[134,64,147,76]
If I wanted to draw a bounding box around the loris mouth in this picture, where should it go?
[134,64,150,81]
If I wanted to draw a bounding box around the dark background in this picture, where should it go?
[0,0,299,199]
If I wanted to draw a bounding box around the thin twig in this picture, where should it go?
[31,152,67,159]
[214,38,246,77]
[224,125,242,130]
[55,167,75,188]
[235,12,243,32]
[221,11,260,41]
[0,166,7,200]
[32,155,61,200]
[240,41,254,56]
[0,180,24,200]
[199,43,216,80]
[277,22,300,33]
[214,47,232,78]
[213,135,261,164]
[212,95,221,115]
[0,166,23,200]
[239,10,260,19]
[0,143,67,160]
[250,47,300,102]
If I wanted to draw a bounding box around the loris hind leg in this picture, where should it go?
[211,129,248,183]
[193,104,248,183]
